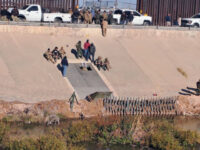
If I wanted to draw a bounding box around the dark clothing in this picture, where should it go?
[165,16,171,22]
[120,13,127,24]
[72,10,80,23]
[11,8,19,16]
[0,9,11,20]
[94,13,101,24]
[52,49,60,57]
[128,14,134,22]
[108,14,113,25]
[61,57,69,66]
[89,44,96,54]
[197,81,200,89]
[89,44,96,62]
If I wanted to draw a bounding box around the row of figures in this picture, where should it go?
[103,96,178,116]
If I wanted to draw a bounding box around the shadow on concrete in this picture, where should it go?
[57,64,63,75]
[71,49,77,58]
[179,87,199,96]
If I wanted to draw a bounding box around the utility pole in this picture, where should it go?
[114,0,118,9]
[83,0,85,8]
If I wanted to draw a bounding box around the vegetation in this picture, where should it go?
[0,116,199,150]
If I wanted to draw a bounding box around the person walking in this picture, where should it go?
[61,56,69,77]
[89,43,96,62]
[102,19,108,37]
[84,40,90,61]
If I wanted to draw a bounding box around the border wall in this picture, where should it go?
[137,0,200,25]
[0,0,78,12]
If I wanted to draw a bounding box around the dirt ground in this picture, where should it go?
[0,25,200,103]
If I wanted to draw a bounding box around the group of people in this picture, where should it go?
[165,13,182,26]
[75,39,111,71]
[0,6,19,21]
[71,8,114,25]
[43,46,68,77]
[43,46,66,64]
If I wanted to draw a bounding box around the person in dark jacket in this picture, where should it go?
[0,9,11,20]
[72,9,80,23]
[11,6,19,16]
[52,47,61,62]
[89,43,96,62]
[120,12,126,24]
[165,13,171,26]
[128,12,134,24]
[11,6,19,21]
[61,56,69,77]
[108,11,113,25]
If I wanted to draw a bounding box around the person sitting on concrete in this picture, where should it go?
[43,48,55,64]
[76,41,83,58]
[94,56,103,71]
[196,79,200,95]
[102,58,111,71]
[59,46,66,58]
[89,43,96,62]
[11,6,19,22]
[52,47,61,62]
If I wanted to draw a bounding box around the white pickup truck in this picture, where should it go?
[181,13,200,28]
[113,9,152,26]
[8,4,71,23]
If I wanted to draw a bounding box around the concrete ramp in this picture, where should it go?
[0,25,200,102]
[67,63,110,99]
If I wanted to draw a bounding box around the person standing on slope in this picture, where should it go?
[84,40,90,61]
[102,19,108,37]
[61,56,69,77]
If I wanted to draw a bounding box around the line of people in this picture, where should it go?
[75,40,111,71]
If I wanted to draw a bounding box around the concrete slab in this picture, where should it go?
[0,25,200,102]
[67,63,110,99]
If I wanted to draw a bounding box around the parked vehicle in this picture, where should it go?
[181,13,200,27]
[113,9,152,25]
[8,4,71,23]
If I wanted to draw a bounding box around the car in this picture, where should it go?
[181,13,200,28]
[113,9,152,26]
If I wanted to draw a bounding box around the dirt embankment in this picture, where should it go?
[0,99,104,121]
[177,95,200,115]
[0,95,199,122]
